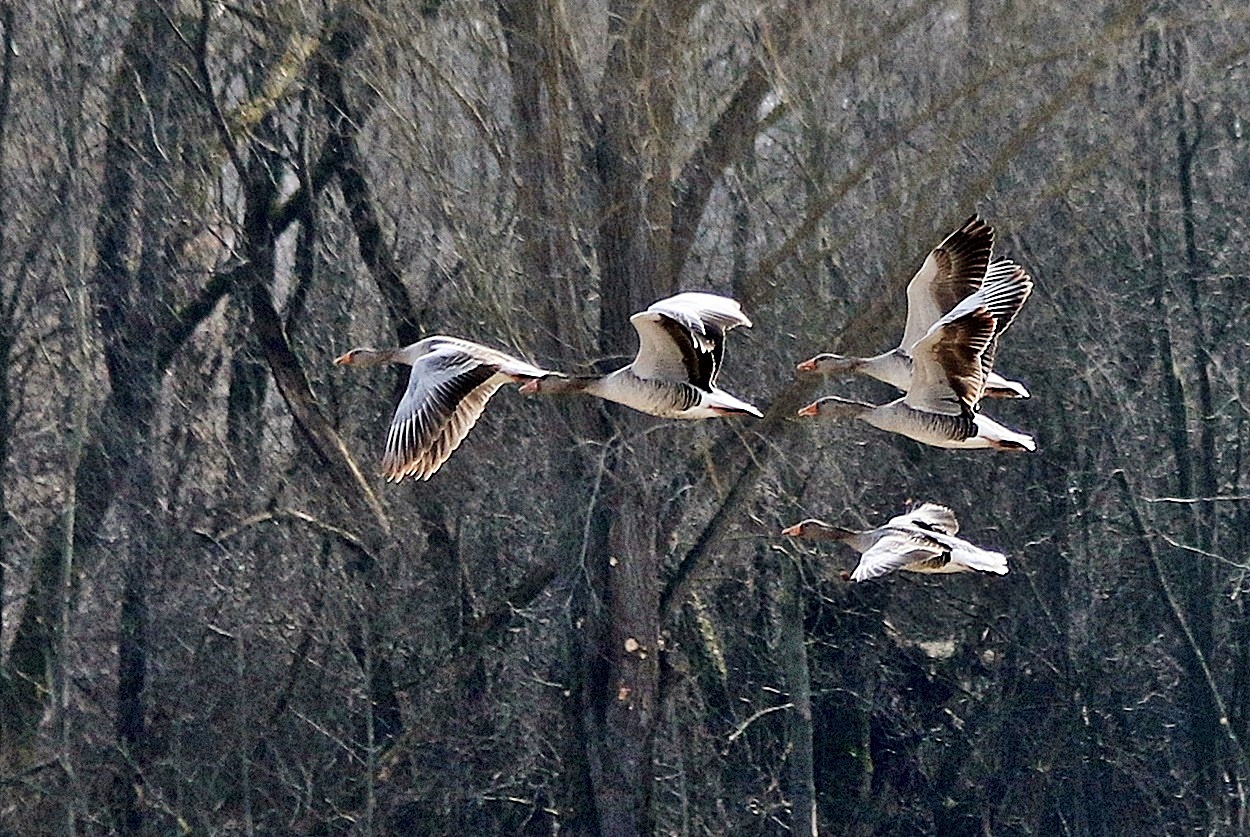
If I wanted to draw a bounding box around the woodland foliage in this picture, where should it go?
[1,0,1248,833]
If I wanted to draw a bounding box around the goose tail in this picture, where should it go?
[705,388,763,418]
[953,543,1009,575]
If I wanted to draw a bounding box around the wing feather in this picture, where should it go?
[379,338,551,481]
[888,502,960,535]
[921,529,1009,574]
[629,292,751,388]
[851,530,946,581]
[905,308,995,415]
[900,215,994,350]
[974,261,1033,379]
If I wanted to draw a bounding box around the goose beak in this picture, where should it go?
[795,358,818,373]
[781,523,803,537]
[518,379,539,394]
[796,402,820,418]
[333,352,353,365]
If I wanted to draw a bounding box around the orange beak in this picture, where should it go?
[796,402,820,418]
[333,352,353,365]
[795,358,818,373]
[518,379,539,394]
[781,523,803,537]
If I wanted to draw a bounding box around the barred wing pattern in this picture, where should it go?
[899,214,995,351]
[382,338,552,482]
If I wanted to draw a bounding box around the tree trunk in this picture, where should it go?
[591,472,662,835]
[777,553,817,837]
[1139,26,1233,816]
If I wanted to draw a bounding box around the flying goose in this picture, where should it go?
[797,265,1036,451]
[334,336,556,482]
[519,292,762,419]
[782,502,1009,582]
[797,215,1030,399]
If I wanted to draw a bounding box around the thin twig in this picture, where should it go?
[724,702,794,749]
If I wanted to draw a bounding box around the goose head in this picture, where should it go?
[334,347,395,367]
[781,519,858,542]
[796,353,862,375]
[796,396,872,420]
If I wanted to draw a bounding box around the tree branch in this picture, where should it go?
[742,2,1147,308]
[660,375,818,619]
[316,21,421,346]
[376,553,563,781]
[192,0,246,179]
[196,507,377,567]
[1113,468,1249,774]
[249,282,391,536]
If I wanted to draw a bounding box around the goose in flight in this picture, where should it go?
[335,337,555,482]
[519,292,762,419]
[782,502,1008,582]
[797,215,1030,399]
[797,264,1036,451]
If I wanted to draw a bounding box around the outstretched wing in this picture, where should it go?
[888,502,960,535]
[629,292,752,389]
[382,337,550,482]
[973,260,1033,381]
[905,307,996,416]
[850,529,946,582]
[900,215,994,351]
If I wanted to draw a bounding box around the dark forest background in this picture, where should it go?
[1,0,1248,833]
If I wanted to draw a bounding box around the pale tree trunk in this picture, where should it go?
[494,1,817,830]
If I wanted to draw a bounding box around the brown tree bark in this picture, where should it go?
[0,0,340,767]
[777,552,817,837]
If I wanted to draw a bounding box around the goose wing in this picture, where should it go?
[920,529,1009,574]
[974,260,1033,381]
[888,502,960,535]
[850,529,946,582]
[629,292,752,389]
[900,215,994,351]
[382,338,550,482]
[905,307,996,416]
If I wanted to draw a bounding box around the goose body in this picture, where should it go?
[798,263,1036,451]
[798,216,1030,399]
[782,503,1009,582]
[335,336,555,482]
[520,292,762,419]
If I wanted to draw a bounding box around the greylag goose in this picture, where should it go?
[519,292,762,419]
[782,502,1008,582]
[334,337,555,482]
[797,265,1036,451]
[797,215,1030,399]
